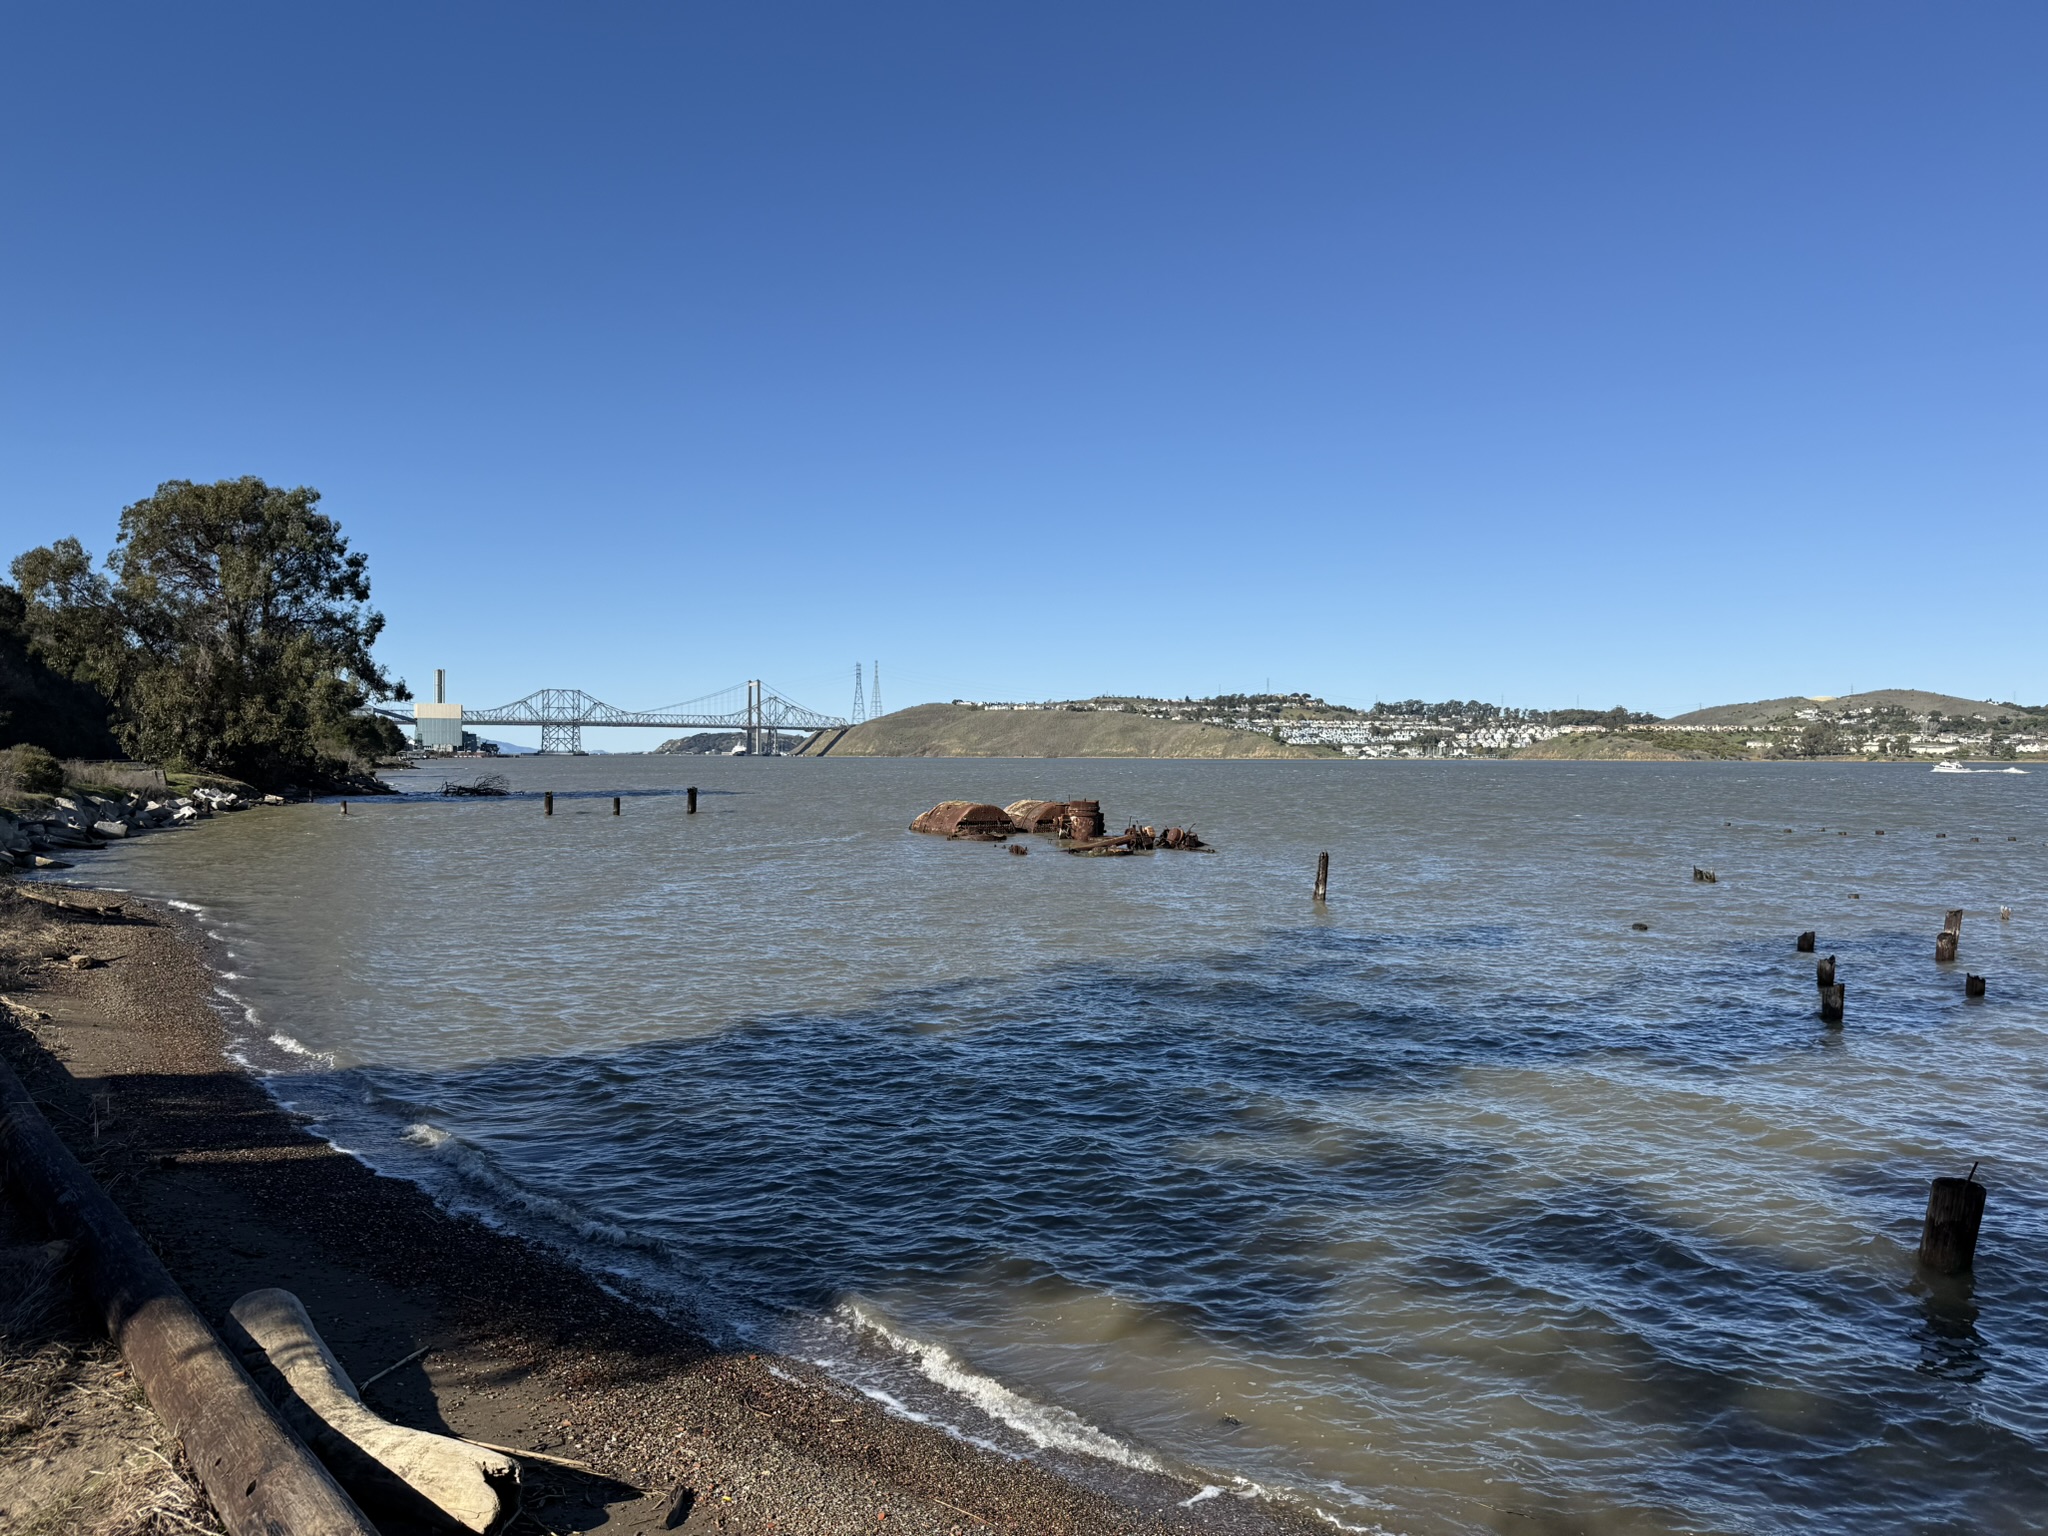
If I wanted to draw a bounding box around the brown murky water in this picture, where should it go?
[70,757,2048,1532]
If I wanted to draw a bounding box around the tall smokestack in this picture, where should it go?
[436,668,445,704]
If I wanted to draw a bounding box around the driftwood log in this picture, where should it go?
[227,1289,518,1534]
[0,1058,377,1536]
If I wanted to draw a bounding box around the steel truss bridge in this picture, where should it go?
[460,680,845,754]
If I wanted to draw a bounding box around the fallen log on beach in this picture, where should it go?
[0,1056,379,1536]
[227,1288,519,1534]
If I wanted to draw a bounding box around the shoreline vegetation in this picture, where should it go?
[0,874,1324,1535]
[4,478,411,799]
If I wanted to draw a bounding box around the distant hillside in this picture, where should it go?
[656,732,744,755]
[1515,734,1708,761]
[1668,690,2018,728]
[801,703,1338,759]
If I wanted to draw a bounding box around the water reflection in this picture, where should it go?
[1913,1272,1987,1382]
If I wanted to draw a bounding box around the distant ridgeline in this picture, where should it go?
[802,690,2046,761]
[656,731,807,755]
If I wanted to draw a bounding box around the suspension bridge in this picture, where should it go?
[415,680,848,754]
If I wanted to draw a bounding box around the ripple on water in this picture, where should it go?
[70,758,2048,1534]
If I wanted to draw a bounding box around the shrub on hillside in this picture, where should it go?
[0,743,63,796]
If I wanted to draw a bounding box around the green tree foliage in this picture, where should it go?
[1797,721,1846,757]
[11,478,408,786]
[0,580,122,757]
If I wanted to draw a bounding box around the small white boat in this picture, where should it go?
[1931,762,1972,774]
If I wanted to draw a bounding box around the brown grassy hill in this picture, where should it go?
[804,703,1337,758]
[1668,690,2013,727]
[1513,728,1752,761]
[1512,735,1693,761]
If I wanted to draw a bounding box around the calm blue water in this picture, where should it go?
[72,758,2048,1533]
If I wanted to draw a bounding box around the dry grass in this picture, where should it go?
[0,1233,224,1536]
[0,886,71,995]
[59,761,169,795]
[0,979,224,1536]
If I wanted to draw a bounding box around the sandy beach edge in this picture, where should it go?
[0,880,1336,1536]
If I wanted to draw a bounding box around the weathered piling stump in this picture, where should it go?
[1816,955,1836,988]
[2001,906,2012,921]
[1819,983,1845,1024]
[1919,1173,1986,1274]
[1944,909,1964,935]
[1797,931,1816,953]
[1966,973,1986,998]
[1935,931,1959,963]
[612,796,621,816]
[1009,844,1028,856]
[687,786,698,814]
[1313,851,1329,903]
[340,801,349,816]
[544,791,554,816]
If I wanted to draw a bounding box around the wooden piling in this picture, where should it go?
[2001,906,2012,922]
[1935,931,1958,963]
[1818,983,1844,1024]
[1944,909,1964,935]
[687,786,698,814]
[544,792,553,817]
[1815,955,1835,988]
[1966,974,1986,998]
[340,801,348,816]
[613,796,621,816]
[1918,1174,1986,1274]
[1313,852,1329,903]
[1797,931,1816,952]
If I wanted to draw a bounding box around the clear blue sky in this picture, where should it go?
[4,3,2042,747]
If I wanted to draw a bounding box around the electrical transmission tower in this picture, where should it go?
[871,660,881,719]
[852,663,866,725]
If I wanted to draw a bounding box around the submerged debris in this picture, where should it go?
[914,799,1211,851]
[440,774,510,797]
[1003,800,1067,833]
[909,801,1012,839]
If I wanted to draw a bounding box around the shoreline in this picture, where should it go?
[0,879,1326,1535]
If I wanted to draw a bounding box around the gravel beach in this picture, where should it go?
[0,883,1330,1535]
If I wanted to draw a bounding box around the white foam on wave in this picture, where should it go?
[386,1114,666,1258]
[165,899,205,913]
[833,1299,1166,1474]
[267,1031,332,1063]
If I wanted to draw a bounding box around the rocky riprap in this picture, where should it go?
[2,786,275,870]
